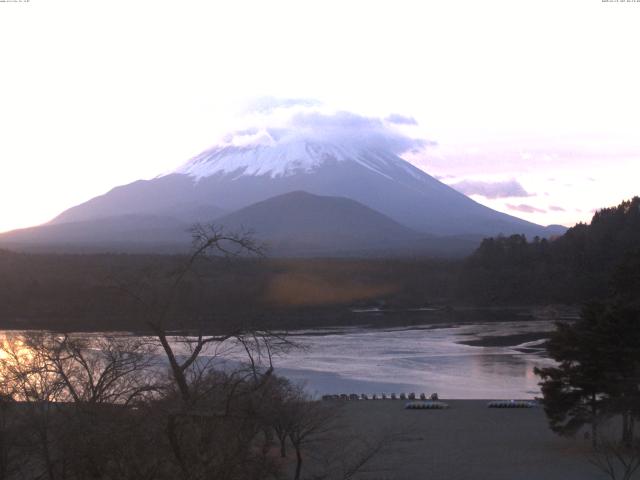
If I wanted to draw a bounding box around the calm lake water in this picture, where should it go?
[272,320,557,399]
[2,318,558,400]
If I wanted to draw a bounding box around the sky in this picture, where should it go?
[0,0,639,233]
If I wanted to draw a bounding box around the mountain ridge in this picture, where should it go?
[51,139,563,238]
[3,133,566,255]
[0,191,485,257]
[214,190,424,255]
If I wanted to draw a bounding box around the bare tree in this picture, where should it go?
[116,223,273,404]
[0,395,21,480]
[281,393,393,480]
[112,224,304,480]
[311,433,395,480]
[287,399,339,480]
[0,334,66,404]
[0,332,170,480]
[261,376,300,458]
[20,332,158,406]
[0,334,68,480]
[589,428,640,480]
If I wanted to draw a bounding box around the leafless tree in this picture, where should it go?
[112,224,304,480]
[276,391,394,480]
[260,376,301,458]
[310,433,395,480]
[589,429,640,480]
[0,395,21,480]
[0,334,66,404]
[115,223,277,403]
[0,335,67,480]
[0,332,165,480]
[20,332,159,406]
[287,399,339,480]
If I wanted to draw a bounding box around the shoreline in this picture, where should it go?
[0,304,578,334]
[457,331,551,348]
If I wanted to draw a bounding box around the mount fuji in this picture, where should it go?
[0,118,565,256]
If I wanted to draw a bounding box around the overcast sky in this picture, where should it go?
[1,0,639,233]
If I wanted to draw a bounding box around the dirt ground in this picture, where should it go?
[323,400,605,480]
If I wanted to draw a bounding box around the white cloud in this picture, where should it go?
[506,204,547,214]
[214,100,431,156]
[385,114,418,126]
[549,205,566,212]
[450,179,532,199]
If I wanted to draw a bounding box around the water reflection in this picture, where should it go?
[0,320,556,400]
[274,321,556,399]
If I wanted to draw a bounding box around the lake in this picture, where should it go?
[272,320,557,399]
[0,317,559,400]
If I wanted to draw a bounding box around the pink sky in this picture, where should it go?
[0,0,638,232]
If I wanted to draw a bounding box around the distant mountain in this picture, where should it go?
[215,191,423,255]
[0,214,192,253]
[50,138,562,239]
[52,187,226,226]
[1,124,566,255]
[0,191,484,257]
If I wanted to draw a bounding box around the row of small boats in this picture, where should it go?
[405,400,536,409]
[405,401,449,409]
[321,392,437,401]
[321,394,537,409]
[487,400,536,408]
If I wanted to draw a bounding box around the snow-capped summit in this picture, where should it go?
[0,105,565,255]
[170,102,431,182]
[172,139,425,183]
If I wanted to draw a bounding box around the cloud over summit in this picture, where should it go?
[218,98,431,156]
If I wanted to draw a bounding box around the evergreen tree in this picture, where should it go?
[535,303,612,444]
[463,196,640,305]
[536,301,640,446]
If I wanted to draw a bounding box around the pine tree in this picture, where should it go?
[536,301,640,446]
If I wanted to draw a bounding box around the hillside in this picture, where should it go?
[214,191,425,255]
[460,196,640,304]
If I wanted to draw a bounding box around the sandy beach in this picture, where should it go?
[325,400,601,480]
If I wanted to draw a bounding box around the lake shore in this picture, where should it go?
[1,303,578,334]
[456,331,551,348]
[326,400,599,479]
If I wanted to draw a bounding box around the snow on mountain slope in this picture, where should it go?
[48,135,556,238]
[25,105,565,247]
[172,139,422,182]
[168,104,430,182]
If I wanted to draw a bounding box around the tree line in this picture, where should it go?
[461,196,640,304]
